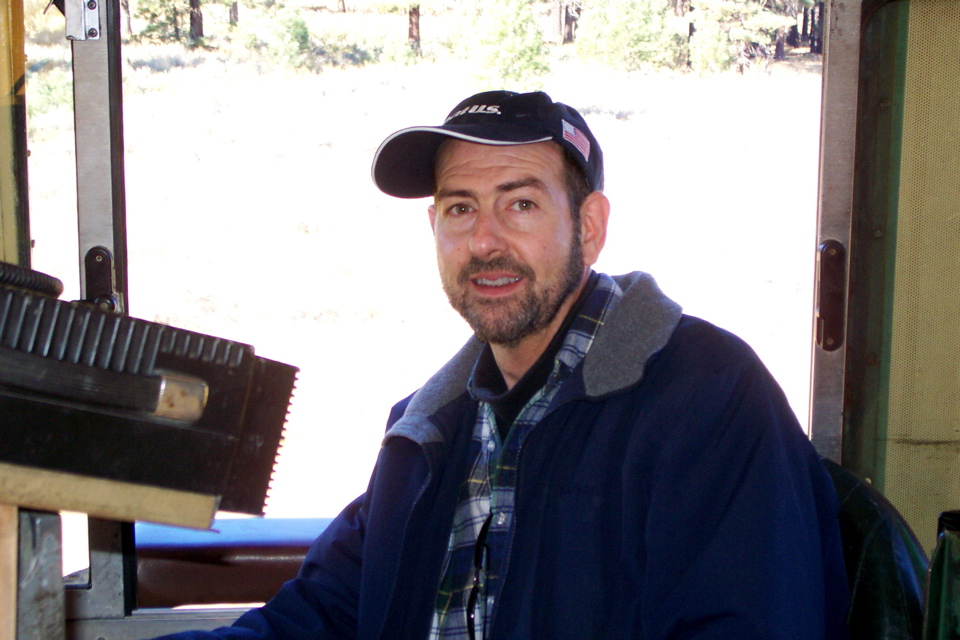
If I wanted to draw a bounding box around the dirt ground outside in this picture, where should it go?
[27,49,825,519]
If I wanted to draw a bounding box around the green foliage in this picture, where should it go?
[578,0,798,73]
[25,65,73,119]
[688,0,795,72]
[367,2,407,13]
[315,31,383,67]
[276,10,314,66]
[135,0,186,43]
[129,0,384,72]
[274,10,383,70]
[577,0,689,71]
[473,0,550,89]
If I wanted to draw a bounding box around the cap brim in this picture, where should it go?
[371,125,552,199]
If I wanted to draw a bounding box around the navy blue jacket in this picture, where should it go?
[157,273,849,639]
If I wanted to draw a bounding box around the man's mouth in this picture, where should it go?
[457,257,534,292]
[473,276,522,287]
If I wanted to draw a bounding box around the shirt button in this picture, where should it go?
[495,512,508,526]
[487,439,496,452]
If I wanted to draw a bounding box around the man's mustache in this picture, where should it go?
[457,256,537,286]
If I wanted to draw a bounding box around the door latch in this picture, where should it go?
[815,239,847,351]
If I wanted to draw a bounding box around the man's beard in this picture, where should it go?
[441,239,584,348]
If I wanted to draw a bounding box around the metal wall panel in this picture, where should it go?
[882,0,960,552]
[823,0,960,554]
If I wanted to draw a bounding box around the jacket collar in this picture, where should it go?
[384,271,682,446]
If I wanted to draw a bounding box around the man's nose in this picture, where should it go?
[468,209,508,257]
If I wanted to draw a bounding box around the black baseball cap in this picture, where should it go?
[371,90,604,199]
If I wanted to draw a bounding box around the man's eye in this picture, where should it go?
[447,204,472,216]
[511,200,535,211]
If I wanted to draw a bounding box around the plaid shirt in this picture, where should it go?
[430,273,623,639]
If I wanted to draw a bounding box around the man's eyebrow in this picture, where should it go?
[434,188,475,200]
[497,177,546,193]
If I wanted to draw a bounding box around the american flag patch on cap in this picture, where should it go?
[562,119,590,161]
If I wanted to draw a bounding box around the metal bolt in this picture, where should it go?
[87,0,97,8]
[94,295,117,313]
[87,28,98,38]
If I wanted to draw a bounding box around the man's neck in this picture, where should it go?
[490,270,591,390]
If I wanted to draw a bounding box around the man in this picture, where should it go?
[154,90,849,639]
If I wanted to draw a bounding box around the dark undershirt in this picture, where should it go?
[472,271,600,441]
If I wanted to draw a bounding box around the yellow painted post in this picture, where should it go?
[1,2,29,637]
[0,0,29,265]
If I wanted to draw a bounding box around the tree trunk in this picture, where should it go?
[555,0,563,42]
[119,0,133,38]
[408,5,421,55]
[189,0,203,43]
[787,24,800,48]
[561,2,580,44]
[229,1,239,26]
[810,3,823,54]
[774,28,786,60]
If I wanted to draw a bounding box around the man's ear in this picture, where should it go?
[579,191,610,267]
[428,203,437,233]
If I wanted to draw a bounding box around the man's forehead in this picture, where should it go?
[434,139,565,178]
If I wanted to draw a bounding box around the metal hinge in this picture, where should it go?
[61,0,102,40]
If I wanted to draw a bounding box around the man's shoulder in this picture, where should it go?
[670,315,761,359]
[583,272,767,398]
[653,314,772,385]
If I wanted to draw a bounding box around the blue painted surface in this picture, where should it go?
[135,518,333,549]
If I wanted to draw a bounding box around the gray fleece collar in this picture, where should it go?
[384,271,682,445]
[585,272,683,397]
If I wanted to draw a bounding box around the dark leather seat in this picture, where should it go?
[823,459,928,639]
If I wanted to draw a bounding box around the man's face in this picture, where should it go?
[428,140,586,347]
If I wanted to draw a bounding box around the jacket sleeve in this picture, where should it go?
[144,396,421,640]
[638,326,849,639]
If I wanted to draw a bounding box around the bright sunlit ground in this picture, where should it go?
[26,41,824,525]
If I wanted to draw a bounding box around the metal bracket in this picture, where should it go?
[66,519,135,622]
[815,239,847,352]
[83,245,119,312]
[64,0,102,41]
